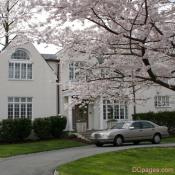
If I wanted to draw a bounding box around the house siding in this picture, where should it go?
[0,43,57,120]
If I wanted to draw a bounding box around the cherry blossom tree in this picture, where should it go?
[0,0,40,51]
[40,0,175,103]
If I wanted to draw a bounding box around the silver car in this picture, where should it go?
[91,120,169,147]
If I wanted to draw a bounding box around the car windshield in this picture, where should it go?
[111,122,131,129]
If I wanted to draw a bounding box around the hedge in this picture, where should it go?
[0,118,32,142]
[33,116,67,139]
[0,116,67,142]
[133,111,175,134]
[50,116,67,138]
[33,118,52,139]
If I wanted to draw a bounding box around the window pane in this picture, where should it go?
[125,105,128,119]
[131,122,142,129]
[11,50,29,60]
[21,98,26,102]
[21,104,26,118]
[75,70,80,80]
[107,105,113,119]
[27,104,32,118]
[14,104,20,118]
[103,104,106,120]
[142,122,154,129]
[27,64,32,79]
[8,104,13,119]
[120,105,125,119]
[114,105,119,119]
[9,63,14,78]
[14,97,20,102]
[15,63,20,79]
[8,97,13,102]
[69,63,74,80]
[21,63,26,79]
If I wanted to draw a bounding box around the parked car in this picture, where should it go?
[90,120,169,147]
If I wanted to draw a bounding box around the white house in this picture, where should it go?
[0,42,59,120]
[58,50,175,132]
[1,42,175,132]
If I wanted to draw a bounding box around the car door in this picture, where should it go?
[140,121,155,139]
[125,121,143,141]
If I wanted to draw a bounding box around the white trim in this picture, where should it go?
[68,96,73,131]
[99,97,104,130]
[102,100,128,121]
[8,61,33,80]
[8,97,33,119]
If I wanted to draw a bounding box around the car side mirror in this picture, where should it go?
[129,126,134,130]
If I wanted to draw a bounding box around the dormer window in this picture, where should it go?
[8,49,32,80]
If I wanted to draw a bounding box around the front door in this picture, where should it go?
[72,104,88,131]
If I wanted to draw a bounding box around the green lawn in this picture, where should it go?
[162,136,175,143]
[0,136,174,159]
[0,139,86,158]
[58,147,175,175]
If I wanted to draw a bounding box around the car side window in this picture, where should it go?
[131,122,142,129]
[141,122,155,129]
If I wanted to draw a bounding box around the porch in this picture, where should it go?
[64,96,130,132]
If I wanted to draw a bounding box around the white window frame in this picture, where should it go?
[8,61,33,80]
[8,49,32,80]
[8,97,32,119]
[69,61,82,81]
[11,49,30,60]
[154,95,170,108]
[103,100,128,120]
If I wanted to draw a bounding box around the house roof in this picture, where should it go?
[41,54,59,62]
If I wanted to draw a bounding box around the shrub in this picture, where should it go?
[33,116,67,139]
[1,118,32,142]
[133,111,175,134]
[50,116,67,138]
[33,118,51,139]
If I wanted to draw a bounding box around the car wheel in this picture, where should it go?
[95,143,103,147]
[152,134,161,144]
[133,141,140,145]
[114,136,123,146]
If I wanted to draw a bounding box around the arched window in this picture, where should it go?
[9,48,32,80]
[11,49,30,60]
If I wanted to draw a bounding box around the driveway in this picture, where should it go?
[0,143,175,175]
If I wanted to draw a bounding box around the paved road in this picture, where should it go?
[0,143,175,175]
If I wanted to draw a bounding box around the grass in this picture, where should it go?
[58,147,175,175]
[0,136,174,158]
[0,139,86,158]
[162,136,175,143]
